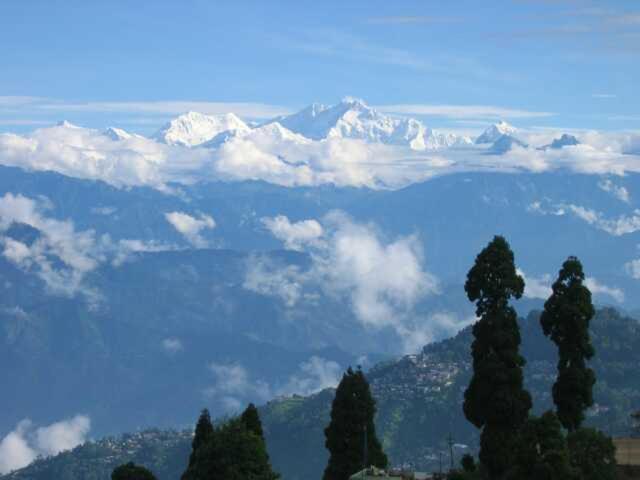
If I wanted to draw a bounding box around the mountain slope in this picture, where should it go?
[5,308,639,480]
[272,98,471,150]
[475,120,517,144]
[154,112,250,147]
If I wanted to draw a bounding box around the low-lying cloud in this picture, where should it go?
[165,211,216,248]
[205,357,342,412]
[1,121,639,192]
[519,269,624,303]
[248,211,440,350]
[0,415,90,474]
[529,200,640,236]
[0,193,173,304]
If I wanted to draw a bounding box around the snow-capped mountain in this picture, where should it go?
[542,134,580,150]
[56,120,82,129]
[203,121,309,149]
[271,97,471,150]
[488,134,528,154]
[103,127,137,141]
[475,121,517,144]
[154,111,250,147]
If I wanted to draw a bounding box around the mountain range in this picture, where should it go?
[1,97,640,476]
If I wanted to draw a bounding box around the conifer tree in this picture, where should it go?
[463,236,532,478]
[182,408,214,479]
[112,462,157,480]
[567,428,616,480]
[185,418,279,480]
[509,411,577,480]
[241,403,264,440]
[323,367,388,480]
[540,256,595,431]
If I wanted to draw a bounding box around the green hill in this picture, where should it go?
[4,307,639,480]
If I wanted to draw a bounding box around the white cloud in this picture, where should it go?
[519,268,623,303]
[276,356,342,396]
[0,415,90,475]
[33,416,91,457]
[529,199,640,236]
[0,193,104,302]
[518,269,553,299]
[598,179,630,203]
[162,338,183,354]
[164,211,216,248]
[2,238,32,264]
[90,206,117,216]
[377,104,553,120]
[247,212,440,349]
[0,96,291,119]
[625,258,640,279]
[261,215,324,251]
[0,193,174,302]
[204,357,342,412]
[0,421,36,475]
[584,277,625,303]
[205,363,271,412]
[1,114,640,192]
[243,258,305,307]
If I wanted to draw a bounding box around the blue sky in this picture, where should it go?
[1,0,638,133]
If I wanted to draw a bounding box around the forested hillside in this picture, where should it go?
[4,308,639,480]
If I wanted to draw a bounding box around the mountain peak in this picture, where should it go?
[56,120,81,129]
[154,111,250,147]
[475,121,517,144]
[487,133,528,154]
[273,98,471,149]
[339,96,368,109]
[550,133,580,149]
[103,127,133,141]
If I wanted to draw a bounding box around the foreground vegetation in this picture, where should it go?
[3,236,638,480]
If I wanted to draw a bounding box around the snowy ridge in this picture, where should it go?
[154,111,250,147]
[475,121,517,144]
[103,127,138,141]
[271,97,472,151]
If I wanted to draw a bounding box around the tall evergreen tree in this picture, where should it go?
[508,411,577,480]
[182,408,214,479]
[241,403,264,440]
[112,462,157,480]
[185,418,279,480]
[323,367,388,480]
[567,428,617,480]
[463,236,532,478]
[540,256,595,431]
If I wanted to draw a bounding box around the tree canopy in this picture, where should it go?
[241,403,265,440]
[112,462,157,480]
[183,418,279,480]
[463,236,532,478]
[183,408,214,474]
[323,367,388,480]
[540,256,595,431]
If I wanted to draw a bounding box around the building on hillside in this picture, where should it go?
[349,466,436,480]
[614,438,640,467]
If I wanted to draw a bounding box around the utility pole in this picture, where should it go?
[438,451,443,475]
[363,424,368,473]
[447,433,455,471]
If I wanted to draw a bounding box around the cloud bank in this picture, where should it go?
[247,211,440,350]
[1,119,639,192]
[0,193,173,304]
[205,357,342,412]
[0,415,90,474]
[519,269,624,303]
[165,211,216,248]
